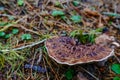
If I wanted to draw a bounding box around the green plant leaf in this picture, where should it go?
[4,34,12,39]
[88,33,96,43]
[64,69,74,80]
[61,16,67,20]
[51,10,65,16]
[54,1,61,7]
[109,21,112,25]
[0,32,5,37]
[71,15,82,23]
[12,28,19,34]
[72,1,79,6]
[70,30,89,44]
[70,30,77,38]
[0,22,8,27]
[111,63,120,74]
[113,76,120,80]
[17,0,24,6]
[21,34,32,40]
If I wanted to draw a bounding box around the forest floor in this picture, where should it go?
[0,0,120,80]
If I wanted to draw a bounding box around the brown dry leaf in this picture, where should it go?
[103,16,110,21]
[97,23,104,28]
[77,72,88,80]
[85,22,91,27]
[95,34,114,44]
[83,8,100,16]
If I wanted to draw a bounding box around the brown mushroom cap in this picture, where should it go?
[45,36,114,65]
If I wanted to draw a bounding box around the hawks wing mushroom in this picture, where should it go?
[45,36,114,65]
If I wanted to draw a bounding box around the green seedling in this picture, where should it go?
[4,33,12,39]
[70,30,88,44]
[54,1,61,7]
[70,28,103,44]
[21,34,32,40]
[72,1,79,6]
[12,28,19,34]
[0,32,5,37]
[17,0,24,6]
[51,10,65,16]
[0,22,8,27]
[70,15,82,23]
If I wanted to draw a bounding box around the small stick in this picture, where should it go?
[20,25,41,36]
[1,39,46,52]
[80,66,99,80]
[30,49,38,78]
[43,57,50,80]
[43,54,60,80]
[114,54,120,63]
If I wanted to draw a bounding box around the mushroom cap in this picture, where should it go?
[45,36,114,65]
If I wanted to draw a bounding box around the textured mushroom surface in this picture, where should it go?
[45,36,114,65]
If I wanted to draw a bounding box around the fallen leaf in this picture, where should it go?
[83,8,100,16]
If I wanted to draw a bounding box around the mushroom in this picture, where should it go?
[45,36,114,65]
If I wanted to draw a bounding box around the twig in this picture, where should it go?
[80,66,99,80]
[114,54,120,63]
[43,54,60,80]
[44,0,51,9]
[111,22,120,29]
[35,0,39,7]
[1,39,46,52]
[37,49,42,64]
[43,57,50,80]
[30,49,38,78]
[20,25,41,36]
[0,14,16,18]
